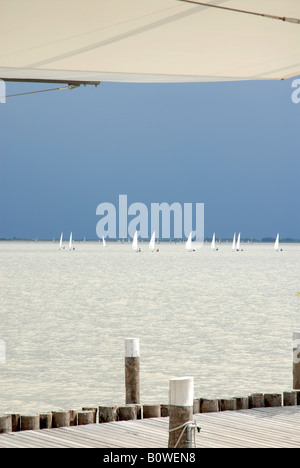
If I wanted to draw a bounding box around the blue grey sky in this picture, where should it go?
[0,78,299,240]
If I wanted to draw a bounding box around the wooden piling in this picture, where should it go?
[283,391,297,406]
[200,398,219,413]
[69,409,78,426]
[293,331,300,390]
[99,405,118,423]
[39,412,52,429]
[193,399,200,414]
[78,411,94,425]
[82,407,98,423]
[142,404,161,419]
[160,404,169,417]
[234,397,249,410]
[0,414,12,434]
[295,390,300,405]
[125,338,140,405]
[264,393,282,407]
[168,376,194,449]
[249,393,265,408]
[52,411,70,428]
[20,414,40,431]
[220,399,237,411]
[11,414,20,432]
[117,405,137,421]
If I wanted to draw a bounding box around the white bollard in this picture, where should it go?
[168,376,197,448]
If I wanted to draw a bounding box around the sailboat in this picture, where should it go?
[185,232,195,251]
[211,233,218,251]
[59,232,64,250]
[232,233,236,251]
[149,231,155,251]
[69,232,74,250]
[236,233,241,251]
[132,231,140,252]
[274,233,280,251]
[102,236,107,247]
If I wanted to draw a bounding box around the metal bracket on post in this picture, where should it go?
[186,421,201,448]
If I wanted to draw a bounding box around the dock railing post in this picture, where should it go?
[168,376,195,448]
[293,331,300,390]
[125,338,140,405]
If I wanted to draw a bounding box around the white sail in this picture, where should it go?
[132,231,138,251]
[69,232,73,250]
[211,233,216,251]
[59,232,63,250]
[274,233,279,251]
[232,233,236,251]
[185,232,192,251]
[102,236,107,247]
[149,231,155,251]
[236,233,241,251]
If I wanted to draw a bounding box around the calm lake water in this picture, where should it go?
[0,241,299,414]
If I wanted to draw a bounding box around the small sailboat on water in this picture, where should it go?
[132,231,140,252]
[232,233,236,251]
[236,233,241,251]
[69,232,75,250]
[274,233,281,252]
[149,231,155,251]
[102,236,107,247]
[185,232,195,252]
[59,232,64,250]
[211,233,218,251]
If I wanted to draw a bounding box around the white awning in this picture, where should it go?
[1,0,300,84]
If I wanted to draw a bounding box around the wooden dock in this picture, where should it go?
[0,406,300,448]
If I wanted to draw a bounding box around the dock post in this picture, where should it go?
[293,331,300,390]
[200,398,219,413]
[52,411,70,428]
[220,398,237,411]
[0,414,12,434]
[264,393,282,407]
[234,397,249,410]
[39,412,52,429]
[142,404,161,419]
[11,414,20,432]
[99,405,118,423]
[249,393,265,408]
[78,411,94,425]
[20,414,40,431]
[125,338,140,405]
[82,407,98,423]
[117,405,138,421]
[69,409,78,426]
[283,391,297,406]
[168,376,194,448]
[160,404,169,417]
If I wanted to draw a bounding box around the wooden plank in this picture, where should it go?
[193,408,300,448]
[199,408,300,443]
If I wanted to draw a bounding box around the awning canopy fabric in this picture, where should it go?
[1,0,300,84]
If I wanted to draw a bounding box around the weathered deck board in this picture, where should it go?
[1,407,300,448]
